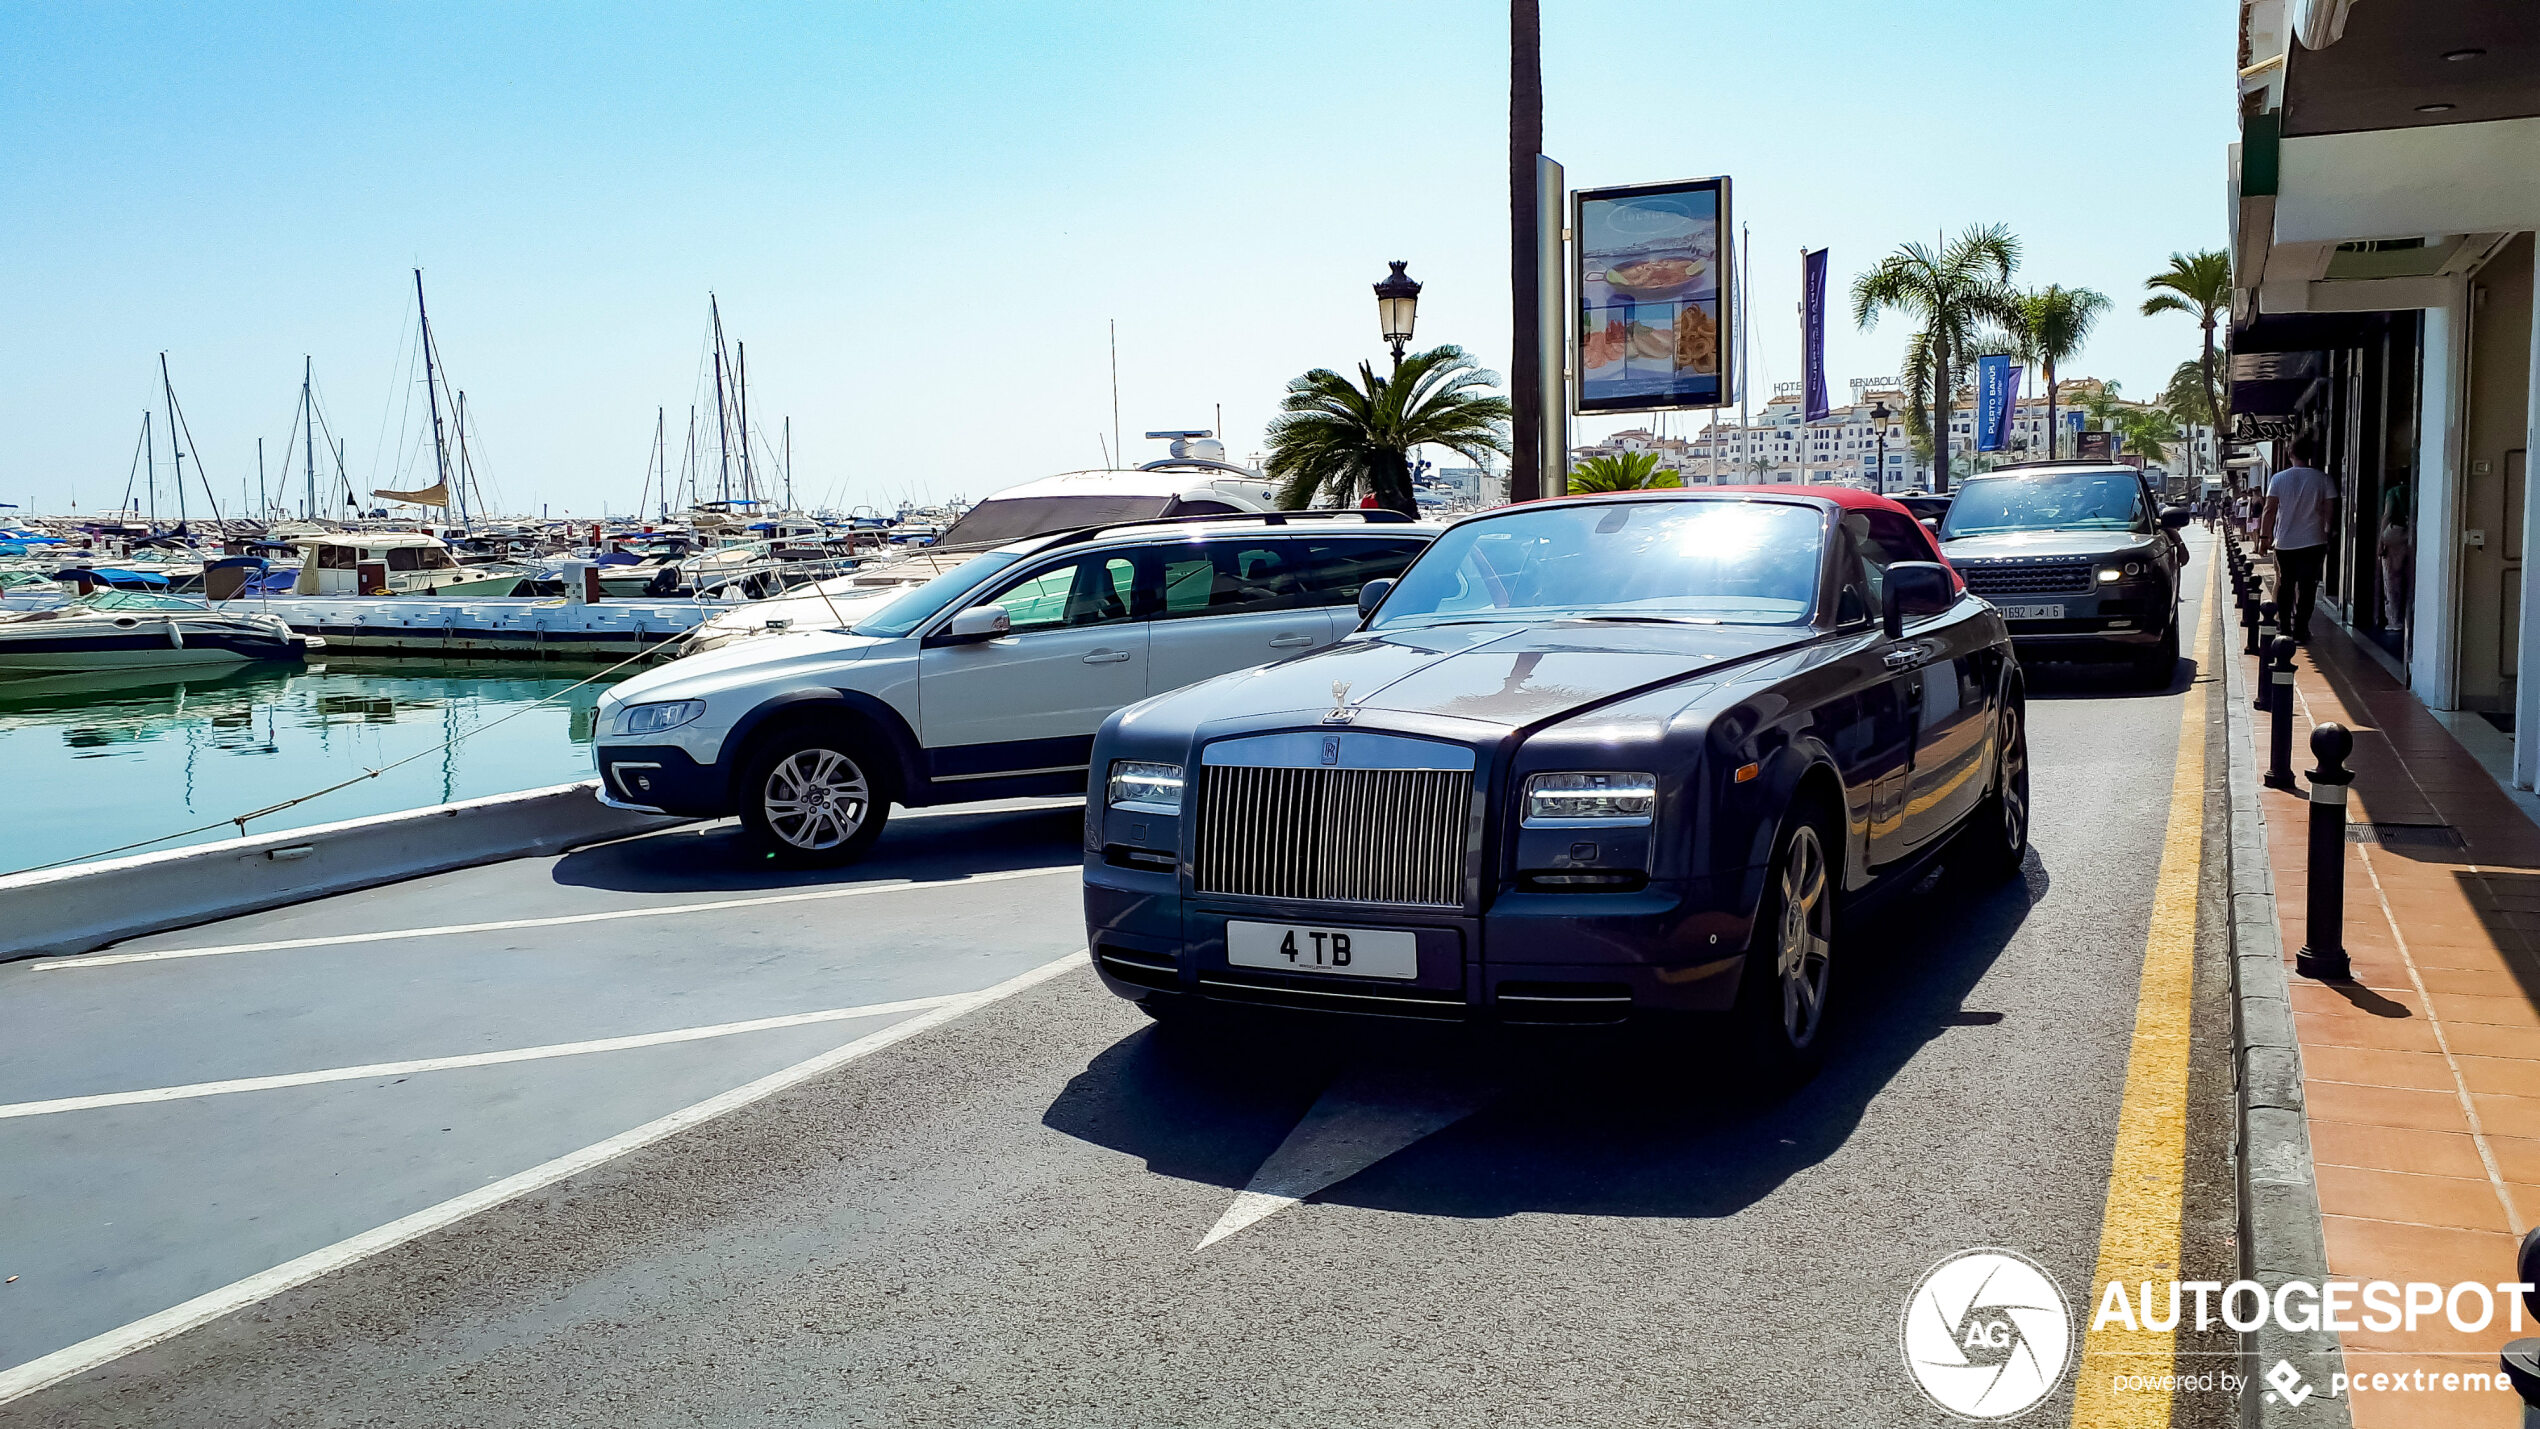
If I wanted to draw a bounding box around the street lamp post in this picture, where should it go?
[1870,401,1892,494]
[1375,261,1422,366]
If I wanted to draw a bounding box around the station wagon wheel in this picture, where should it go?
[737,728,891,866]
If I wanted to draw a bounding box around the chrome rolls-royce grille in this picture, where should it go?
[1195,764,1471,907]
[1959,558,2095,597]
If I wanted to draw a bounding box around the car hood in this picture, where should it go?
[1941,529,2154,560]
[1176,620,1816,731]
[601,627,885,711]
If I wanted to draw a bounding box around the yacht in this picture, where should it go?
[0,590,319,675]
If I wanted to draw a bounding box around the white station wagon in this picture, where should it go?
[593,512,1438,864]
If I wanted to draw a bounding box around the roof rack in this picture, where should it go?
[1031,507,1418,552]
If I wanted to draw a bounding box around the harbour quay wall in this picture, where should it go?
[257,596,709,659]
[0,782,688,961]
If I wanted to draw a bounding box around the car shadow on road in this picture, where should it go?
[1040,854,2046,1220]
[547,804,1086,894]
[2022,654,2201,700]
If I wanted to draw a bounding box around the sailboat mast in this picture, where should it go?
[783,416,793,514]
[682,404,698,510]
[451,391,477,530]
[160,353,187,528]
[142,411,155,521]
[415,270,456,529]
[258,438,266,520]
[302,356,318,522]
[710,297,734,505]
[736,341,755,506]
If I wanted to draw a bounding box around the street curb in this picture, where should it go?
[2221,576,2352,1426]
[0,781,690,962]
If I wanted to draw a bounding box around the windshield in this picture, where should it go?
[848,552,1023,638]
[1943,471,2151,537]
[1372,499,1823,628]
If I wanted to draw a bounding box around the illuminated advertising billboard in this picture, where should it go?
[1573,176,1733,414]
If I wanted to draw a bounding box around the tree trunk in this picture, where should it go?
[1508,0,1543,504]
[1374,450,1417,516]
[2043,357,2058,461]
[1931,330,1953,493]
[2198,313,2222,449]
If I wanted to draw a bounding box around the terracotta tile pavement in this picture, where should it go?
[2241,574,2540,1428]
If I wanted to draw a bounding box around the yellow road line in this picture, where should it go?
[2068,554,2214,1428]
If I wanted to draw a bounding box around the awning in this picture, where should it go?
[371,482,450,507]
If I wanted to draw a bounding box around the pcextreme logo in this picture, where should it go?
[1900,1249,2073,1421]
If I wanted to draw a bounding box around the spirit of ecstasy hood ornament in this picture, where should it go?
[1323,681,1356,725]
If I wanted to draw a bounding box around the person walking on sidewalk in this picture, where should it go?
[2261,437,2338,642]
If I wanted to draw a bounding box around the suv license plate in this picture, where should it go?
[1226,920,1418,980]
[1998,603,2065,620]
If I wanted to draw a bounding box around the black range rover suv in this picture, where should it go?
[1936,463,2192,686]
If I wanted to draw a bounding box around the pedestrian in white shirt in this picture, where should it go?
[2262,438,2338,642]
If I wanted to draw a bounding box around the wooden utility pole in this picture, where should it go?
[1508,0,1543,504]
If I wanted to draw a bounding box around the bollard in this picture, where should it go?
[2254,602,2278,706]
[2263,637,2300,790]
[2242,589,2264,656]
[2295,723,2354,982]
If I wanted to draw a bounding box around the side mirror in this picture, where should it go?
[1357,577,1396,620]
[1920,517,1942,535]
[941,604,1010,642]
[1883,562,1955,639]
[2161,506,2192,530]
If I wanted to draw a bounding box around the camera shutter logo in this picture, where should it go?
[1900,1248,2072,1420]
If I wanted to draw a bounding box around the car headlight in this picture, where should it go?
[616,699,705,736]
[1107,760,1184,814]
[1523,771,1657,826]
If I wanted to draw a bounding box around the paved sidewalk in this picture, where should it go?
[2238,563,2540,1428]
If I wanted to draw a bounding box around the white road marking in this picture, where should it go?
[0,948,1091,1407]
[0,993,970,1121]
[34,864,1077,972]
[1197,1065,1497,1249]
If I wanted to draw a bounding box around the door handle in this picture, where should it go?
[1082,649,1133,664]
[1883,649,1922,670]
[1268,633,1314,648]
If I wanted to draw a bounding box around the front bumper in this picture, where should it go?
[591,743,730,817]
[1988,588,2173,662]
[1083,861,1761,1025]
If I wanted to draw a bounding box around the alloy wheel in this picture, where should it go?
[2000,704,2030,856]
[762,747,871,850]
[1776,824,1832,1048]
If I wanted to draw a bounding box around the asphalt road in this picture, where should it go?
[0,535,2239,1428]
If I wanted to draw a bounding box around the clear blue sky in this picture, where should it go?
[0,1,2234,517]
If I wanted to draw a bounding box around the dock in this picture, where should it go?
[247,595,711,659]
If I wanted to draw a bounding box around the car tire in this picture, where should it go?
[735,724,892,867]
[2135,619,2180,688]
[1729,807,1837,1092]
[1958,697,2031,884]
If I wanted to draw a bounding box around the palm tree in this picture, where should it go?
[1852,223,2024,493]
[1566,450,1682,492]
[2161,360,2216,475]
[2074,380,2126,433]
[2012,284,2110,460]
[2116,405,2182,471]
[1266,344,1512,512]
[2142,250,2232,443]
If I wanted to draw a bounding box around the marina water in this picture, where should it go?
[1,658,629,876]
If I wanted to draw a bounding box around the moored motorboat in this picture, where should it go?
[0,591,320,676]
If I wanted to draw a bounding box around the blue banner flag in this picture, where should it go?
[1800,248,1829,423]
[1975,354,2023,453]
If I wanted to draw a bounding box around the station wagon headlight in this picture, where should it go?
[617,699,704,736]
[1107,760,1184,814]
[1523,771,1657,826]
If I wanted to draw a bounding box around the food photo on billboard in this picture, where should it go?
[1573,175,1733,415]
